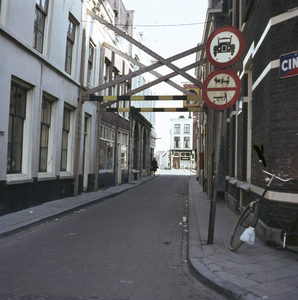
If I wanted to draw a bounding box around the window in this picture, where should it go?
[174,137,180,148]
[65,18,76,74]
[33,0,48,53]
[174,124,180,134]
[61,108,70,171]
[119,132,128,168]
[99,125,115,171]
[125,82,131,119]
[119,100,124,117]
[142,131,146,168]
[184,137,190,148]
[87,41,95,84]
[7,84,27,173]
[103,58,111,96]
[184,124,190,134]
[112,68,118,96]
[39,98,51,172]
[111,69,118,109]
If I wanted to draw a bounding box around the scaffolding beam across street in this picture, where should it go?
[82,9,205,97]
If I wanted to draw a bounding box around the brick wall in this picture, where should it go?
[226,0,298,230]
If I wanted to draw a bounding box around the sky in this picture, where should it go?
[122,0,208,151]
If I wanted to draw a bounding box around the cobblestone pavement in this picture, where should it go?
[0,172,224,300]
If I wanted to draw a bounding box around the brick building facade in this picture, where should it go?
[197,0,298,245]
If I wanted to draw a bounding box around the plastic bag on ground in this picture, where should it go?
[240,226,255,245]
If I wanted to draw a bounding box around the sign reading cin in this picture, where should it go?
[280,51,298,79]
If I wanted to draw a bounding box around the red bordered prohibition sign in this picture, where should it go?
[203,69,241,111]
[206,26,245,68]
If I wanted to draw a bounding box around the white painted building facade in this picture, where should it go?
[170,116,193,169]
[0,0,156,215]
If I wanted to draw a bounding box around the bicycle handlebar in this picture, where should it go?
[259,161,297,183]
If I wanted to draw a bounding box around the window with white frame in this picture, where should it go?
[111,68,118,109]
[7,83,27,174]
[103,58,111,96]
[118,81,125,117]
[61,107,71,172]
[65,17,76,74]
[184,124,190,134]
[119,100,124,117]
[33,0,49,53]
[174,124,180,134]
[184,137,190,148]
[126,82,131,119]
[112,68,118,95]
[119,131,128,168]
[99,125,114,171]
[174,136,180,148]
[39,98,51,172]
[87,40,95,85]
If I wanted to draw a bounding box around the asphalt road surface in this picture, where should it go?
[0,171,224,300]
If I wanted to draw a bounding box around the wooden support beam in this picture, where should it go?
[87,9,203,87]
[104,107,203,112]
[74,11,87,197]
[99,58,206,108]
[86,95,203,101]
[124,59,206,96]
[82,44,205,97]
[103,42,196,95]
[83,9,205,96]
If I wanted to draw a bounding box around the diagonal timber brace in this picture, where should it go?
[82,9,205,97]
[98,58,206,108]
[103,42,197,95]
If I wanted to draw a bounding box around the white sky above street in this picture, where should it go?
[122,0,208,151]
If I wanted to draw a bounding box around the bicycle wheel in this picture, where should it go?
[229,201,258,251]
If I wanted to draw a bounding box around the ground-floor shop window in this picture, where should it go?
[118,131,128,168]
[99,125,115,171]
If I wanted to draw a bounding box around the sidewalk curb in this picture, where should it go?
[187,176,262,300]
[0,175,157,240]
[188,258,261,300]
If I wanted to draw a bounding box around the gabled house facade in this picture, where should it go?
[170,116,194,169]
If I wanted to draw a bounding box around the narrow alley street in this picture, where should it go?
[0,171,224,300]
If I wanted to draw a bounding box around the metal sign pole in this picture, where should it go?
[207,110,223,244]
[204,25,244,245]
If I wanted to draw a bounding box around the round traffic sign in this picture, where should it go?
[206,26,245,68]
[202,69,241,110]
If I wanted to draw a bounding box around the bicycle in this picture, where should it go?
[229,161,298,251]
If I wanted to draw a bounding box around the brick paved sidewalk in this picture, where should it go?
[188,175,298,300]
